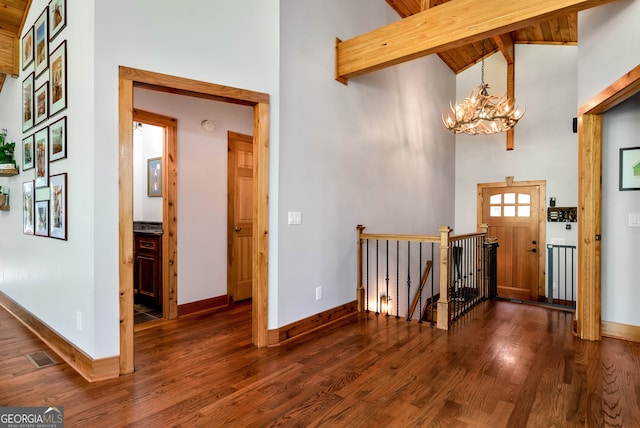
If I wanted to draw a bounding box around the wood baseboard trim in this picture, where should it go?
[178,295,229,317]
[601,320,640,343]
[268,301,357,346]
[0,291,119,382]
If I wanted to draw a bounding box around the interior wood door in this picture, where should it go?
[481,185,541,301]
[228,132,253,302]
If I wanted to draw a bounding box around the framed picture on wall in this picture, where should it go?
[23,134,35,170]
[35,200,49,237]
[22,26,34,70]
[48,0,66,41]
[49,41,67,117]
[34,82,49,125]
[147,157,162,197]
[34,9,49,78]
[50,173,67,240]
[23,181,35,235]
[619,147,640,191]
[34,127,49,188]
[49,116,66,161]
[22,73,34,132]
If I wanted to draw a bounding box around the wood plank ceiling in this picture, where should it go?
[0,0,31,92]
[0,0,581,91]
[385,0,577,74]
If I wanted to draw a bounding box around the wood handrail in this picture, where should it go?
[358,232,440,243]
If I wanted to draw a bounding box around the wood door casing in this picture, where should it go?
[228,131,253,302]
[478,180,546,301]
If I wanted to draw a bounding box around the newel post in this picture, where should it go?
[437,226,452,330]
[478,223,489,299]
[356,225,366,312]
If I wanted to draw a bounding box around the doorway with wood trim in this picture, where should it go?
[118,67,270,375]
[478,180,546,302]
[132,109,179,326]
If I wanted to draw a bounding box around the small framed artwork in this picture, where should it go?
[34,82,49,126]
[22,73,34,132]
[35,200,49,237]
[35,187,50,201]
[147,157,162,197]
[48,0,66,41]
[23,134,35,170]
[49,41,67,117]
[23,181,35,235]
[34,9,49,78]
[35,128,49,188]
[22,26,34,70]
[619,147,640,191]
[49,116,66,161]
[50,173,67,240]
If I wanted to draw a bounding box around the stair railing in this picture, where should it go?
[357,224,492,330]
[546,244,577,309]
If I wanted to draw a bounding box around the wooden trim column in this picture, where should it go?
[118,76,135,375]
[577,114,602,340]
[253,102,270,348]
[437,226,451,330]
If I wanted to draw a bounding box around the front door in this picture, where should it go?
[479,182,545,301]
[227,131,253,302]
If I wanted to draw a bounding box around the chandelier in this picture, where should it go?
[442,48,524,135]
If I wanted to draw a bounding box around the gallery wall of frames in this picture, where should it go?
[20,0,68,240]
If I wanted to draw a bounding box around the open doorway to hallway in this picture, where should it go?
[118,67,271,375]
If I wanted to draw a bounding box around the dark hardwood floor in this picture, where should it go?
[1,300,639,427]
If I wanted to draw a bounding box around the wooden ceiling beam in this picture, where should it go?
[336,0,617,82]
[420,0,438,10]
[493,33,514,64]
[0,30,18,77]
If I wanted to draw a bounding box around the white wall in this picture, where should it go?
[455,45,579,250]
[579,0,640,327]
[578,0,640,106]
[602,93,640,326]
[134,89,253,305]
[278,0,455,326]
[6,0,633,362]
[91,1,279,355]
[133,124,162,222]
[0,0,99,355]
[0,0,279,359]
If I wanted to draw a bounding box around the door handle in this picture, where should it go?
[235,227,242,232]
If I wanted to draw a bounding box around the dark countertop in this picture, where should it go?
[134,230,163,235]
[133,221,163,235]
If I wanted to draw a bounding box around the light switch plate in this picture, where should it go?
[288,211,302,225]
[630,213,640,228]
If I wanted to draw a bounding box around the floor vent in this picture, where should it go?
[25,351,58,369]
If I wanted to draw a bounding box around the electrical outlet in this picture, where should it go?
[76,311,82,330]
[315,286,322,300]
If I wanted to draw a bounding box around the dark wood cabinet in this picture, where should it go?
[134,233,162,310]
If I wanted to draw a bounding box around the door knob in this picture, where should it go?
[532,240,537,245]
[235,227,241,232]
[529,248,537,253]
